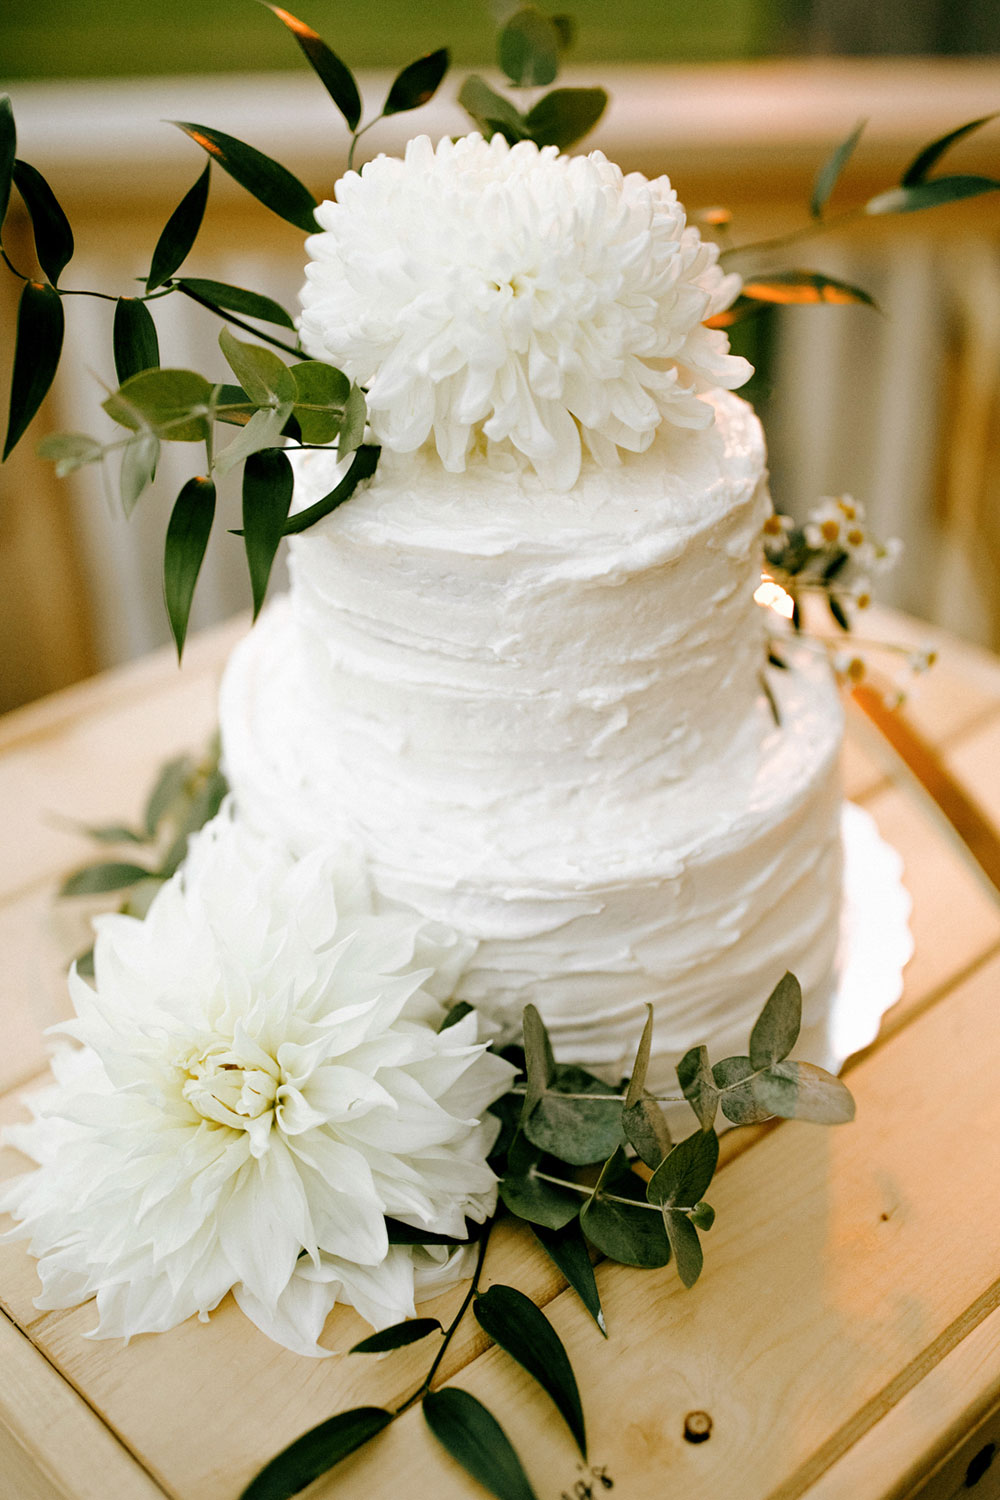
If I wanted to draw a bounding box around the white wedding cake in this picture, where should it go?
[219,133,845,1085]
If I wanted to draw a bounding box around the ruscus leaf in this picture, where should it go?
[4,281,64,461]
[646,1128,719,1210]
[281,443,380,533]
[521,1002,556,1117]
[474,1284,586,1457]
[349,1318,441,1354]
[59,861,153,897]
[423,1388,539,1500]
[676,1044,718,1130]
[499,7,560,88]
[242,448,293,618]
[531,1220,605,1335]
[262,5,362,131]
[171,122,319,234]
[113,298,160,385]
[239,1406,393,1500]
[145,161,210,292]
[740,272,877,310]
[902,114,997,187]
[749,970,802,1069]
[439,1000,475,1032]
[810,119,866,219]
[866,175,1000,215]
[11,159,74,285]
[163,476,215,660]
[178,277,296,329]
[0,96,15,229]
[524,88,607,151]
[383,48,449,117]
[384,1216,482,1247]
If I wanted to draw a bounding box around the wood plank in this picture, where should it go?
[324,950,1000,1500]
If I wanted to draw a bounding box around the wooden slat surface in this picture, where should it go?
[1,608,999,1500]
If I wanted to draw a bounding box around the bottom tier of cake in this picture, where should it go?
[220,595,849,1088]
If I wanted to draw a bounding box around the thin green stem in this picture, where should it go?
[173,282,302,357]
[394,1220,494,1416]
[347,116,382,173]
[720,206,866,266]
[510,1083,685,1106]
[531,1168,699,1214]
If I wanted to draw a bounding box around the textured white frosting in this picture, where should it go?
[220,389,845,1084]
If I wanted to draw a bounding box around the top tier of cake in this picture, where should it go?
[282,389,769,874]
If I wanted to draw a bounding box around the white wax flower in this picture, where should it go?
[299,133,751,489]
[1,807,515,1357]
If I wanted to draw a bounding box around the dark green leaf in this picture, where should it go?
[551,15,575,49]
[384,1216,483,1247]
[520,1002,556,1117]
[622,1095,672,1171]
[103,368,213,442]
[145,162,210,292]
[902,114,997,187]
[663,1208,703,1288]
[829,593,850,632]
[525,1064,624,1166]
[530,1220,605,1335]
[11,159,74,285]
[624,1004,653,1108]
[171,122,318,234]
[281,443,380,534]
[866,175,1000,215]
[524,88,608,151]
[810,118,865,219]
[439,1000,475,1032]
[474,1285,586,1457]
[262,5,361,131]
[240,1406,392,1500]
[712,1056,772,1126]
[754,1060,856,1125]
[243,448,293,619]
[0,96,15,229]
[499,1132,580,1230]
[177,277,295,329]
[458,76,527,140]
[349,1318,441,1354]
[703,295,772,330]
[580,1148,670,1269]
[37,431,103,477]
[646,1128,719,1210]
[82,823,144,845]
[290,359,349,442]
[163,476,215,660]
[383,48,449,117]
[499,7,560,87]
[144,753,194,836]
[690,1200,715,1231]
[749,971,802,1069]
[119,432,160,517]
[423,1389,538,1500]
[59,861,152,897]
[4,280,64,461]
[113,298,160,385]
[740,272,877,310]
[677,1044,718,1131]
[219,326,296,406]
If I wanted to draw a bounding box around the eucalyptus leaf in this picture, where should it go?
[646,1128,719,1210]
[349,1318,441,1354]
[11,159,74,285]
[524,1065,625,1166]
[144,753,194,836]
[163,476,215,660]
[337,382,367,455]
[4,280,64,461]
[423,1389,539,1500]
[119,432,160,517]
[866,175,1000,215]
[499,7,560,87]
[521,1002,556,1117]
[214,404,292,476]
[146,161,210,292]
[262,4,361,131]
[113,298,160,384]
[902,114,997,187]
[622,1095,671,1171]
[171,122,318,234]
[239,1406,393,1500]
[663,1208,703,1288]
[753,1060,856,1125]
[474,1284,586,1457]
[103,368,213,442]
[219,326,296,406]
[281,443,380,534]
[524,88,607,151]
[59,861,153,898]
[531,1220,605,1335]
[291,359,349,443]
[676,1044,718,1131]
[690,1200,716,1231]
[0,95,14,229]
[383,48,449,117]
[810,119,865,219]
[712,1055,772,1126]
[458,76,527,139]
[178,277,295,330]
[498,1132,580,1230]
[749,971,802,1069]
[580,1148,670,1269]
[37,431,103,477]
[242,447,293,618]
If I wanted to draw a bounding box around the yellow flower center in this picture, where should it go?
[183,1044,280,1129]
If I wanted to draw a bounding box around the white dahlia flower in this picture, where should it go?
[1,808,515,1357]
[299,132,752,489]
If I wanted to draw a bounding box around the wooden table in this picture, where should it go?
[2,610,1000,1500]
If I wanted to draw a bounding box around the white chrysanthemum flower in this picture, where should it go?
[299,133,751,489]
[1,808,515,1357]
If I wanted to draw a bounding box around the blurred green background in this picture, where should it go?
[2,0,995,80]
